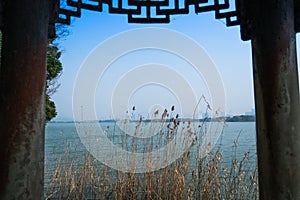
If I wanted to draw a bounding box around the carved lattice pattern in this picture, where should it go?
[58,0,239,25]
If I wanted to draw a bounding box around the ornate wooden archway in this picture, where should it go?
[0,0,300,199]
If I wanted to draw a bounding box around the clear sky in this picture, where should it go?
[52,6,300,121]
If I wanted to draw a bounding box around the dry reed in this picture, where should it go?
[45,107,258,200]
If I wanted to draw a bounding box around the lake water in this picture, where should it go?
[45,121,257,195]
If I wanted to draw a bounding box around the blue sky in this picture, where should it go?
[52,7,300,121]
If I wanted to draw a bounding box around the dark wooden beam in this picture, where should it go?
[295,0,300,32]
[0,0,50,198]
[250,0,300,199]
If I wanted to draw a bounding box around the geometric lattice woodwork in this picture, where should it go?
[57,0,240,25]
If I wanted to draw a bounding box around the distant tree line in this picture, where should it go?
[225,115,255,122]
[202,115,255,122]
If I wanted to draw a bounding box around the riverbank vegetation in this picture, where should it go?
[45,109,258,199]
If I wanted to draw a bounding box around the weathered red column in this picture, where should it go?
[249,0,300,199]
[0,0,50,199]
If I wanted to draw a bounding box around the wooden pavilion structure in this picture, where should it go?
[0,0,300,199]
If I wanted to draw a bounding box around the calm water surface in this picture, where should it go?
[45,121,257,189]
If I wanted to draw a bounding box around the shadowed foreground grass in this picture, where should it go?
[45,151,258,199]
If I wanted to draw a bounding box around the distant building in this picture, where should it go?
[226,113,233,117]
[245,108,255,116]
[202,112,210,119]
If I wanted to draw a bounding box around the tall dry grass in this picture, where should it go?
[45,107,258,200]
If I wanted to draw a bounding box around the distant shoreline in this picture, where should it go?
[49,115,255,123]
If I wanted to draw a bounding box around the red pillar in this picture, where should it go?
[250,0,300,199]
[0,0,50,198]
